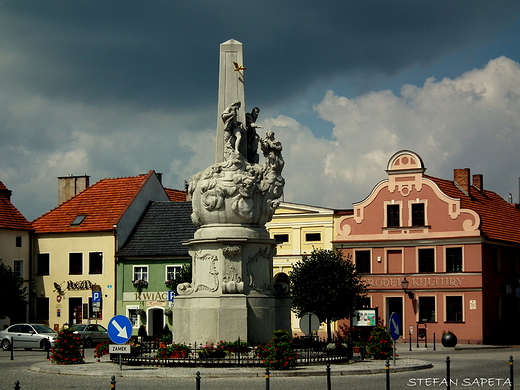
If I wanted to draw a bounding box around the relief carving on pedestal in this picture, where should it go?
[222,245,244,294]
[246,247,275,292]
[177,251,219,295]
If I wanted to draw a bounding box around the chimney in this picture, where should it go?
[58,175,90,205]
[454,168,470,195]
[472,174,483,193]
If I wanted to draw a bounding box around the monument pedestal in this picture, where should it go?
[173,227,290,344]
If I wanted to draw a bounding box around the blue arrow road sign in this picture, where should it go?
[168,291,175,302]
[389,312,401,341]
[92,291,101,303]
[108,315,132,344]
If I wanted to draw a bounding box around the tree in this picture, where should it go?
[289,248,366,342]
[0,261,27,320]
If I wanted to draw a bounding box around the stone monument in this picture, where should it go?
[172,39,291,344]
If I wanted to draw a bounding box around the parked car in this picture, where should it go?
[0,323,57,351]
[69,324,110,347]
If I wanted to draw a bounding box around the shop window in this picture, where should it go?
[89,252,103,274]
[355,250,371,274]
[128,308,139,327]
[69,253,83,275]
[418,248,435,273]
[446,296,463,322]
[274,234,289,244]
[133,266,148,282]
[305,232,321,242]
[446,247,463,272]
[387,204,400,227]
[13,260,24,279]
[36,253,50,275]
[418,296,436,322]
[411,203,425,226]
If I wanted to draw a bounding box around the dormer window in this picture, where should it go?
[71,214,86,226]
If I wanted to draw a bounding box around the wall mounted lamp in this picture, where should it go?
[400,277,414,300]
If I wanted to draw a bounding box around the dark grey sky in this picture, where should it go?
[1,1,520,219]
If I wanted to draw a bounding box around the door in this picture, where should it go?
[68,298,83,326]
[386,297,403,336]
[150,309,164,339]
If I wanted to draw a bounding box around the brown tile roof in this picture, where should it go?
[0,181,32,230]
[164,188,187,202]
[426,175,520,244]
[33,171,158,234]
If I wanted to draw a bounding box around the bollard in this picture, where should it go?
[196,371,201,390]
[326,364,331,390]
[433,333,436,351]
[446,356,451,390]
[14,380,20,390]
[385,359,390,390]
[82,339,85,358]
[110,375,116,389]
[10,337,14,360]
[265,367,270,390]
[509,356,514,390]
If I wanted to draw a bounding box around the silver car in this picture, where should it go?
[0,323,57,351]
[69,324,110,348]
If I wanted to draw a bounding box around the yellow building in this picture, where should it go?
[32,172,169,330]
[266,201,342,338]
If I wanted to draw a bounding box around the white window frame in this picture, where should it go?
[133,265,148,282]
[127,305,140,328]
[13,259,24,279]
[166,265,182,281]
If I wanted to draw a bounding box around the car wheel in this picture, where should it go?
[41,340,51,351]
[1,339,12,351]
[84,338,93,348]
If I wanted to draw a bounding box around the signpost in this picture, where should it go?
[108,315,132,371]
[389,312,401,366]
[299,313,319,337]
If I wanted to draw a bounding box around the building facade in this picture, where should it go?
[0,181,33,328]
[334,150,520,344]
[32,171,171,330]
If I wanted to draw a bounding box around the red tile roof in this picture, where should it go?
[33,171,158,234]
[426,175,520,244]
[164,188,187,202]
[0,181,32,230]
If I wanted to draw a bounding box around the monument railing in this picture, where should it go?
[109,340,350,367]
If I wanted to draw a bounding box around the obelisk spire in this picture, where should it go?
[216,39,246,163]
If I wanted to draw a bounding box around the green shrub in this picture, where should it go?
[258,329,298,370]
[50,328,84,365]
[365,326,393,360]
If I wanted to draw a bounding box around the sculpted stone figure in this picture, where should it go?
[221,100,246,157]
[246,107,261,164]
[260,130,284,174]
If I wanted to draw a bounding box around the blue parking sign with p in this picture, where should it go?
[168,291,175,302]
[92,291,101,303]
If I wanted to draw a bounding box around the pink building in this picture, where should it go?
[334,150,520,345]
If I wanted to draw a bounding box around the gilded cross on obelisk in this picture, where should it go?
[216,39,246,163]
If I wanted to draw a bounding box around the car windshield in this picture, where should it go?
[32,324,56,334]
[69,325,86,331]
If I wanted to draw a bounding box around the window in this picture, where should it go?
[36,253,50,275]
[128,307,139,327]
[13,260,23,279]
[305,233,321,242]
[166,265,182,281]
[89,252,103,274]
[69,253,83,275]
[418,297,436,322]
[133,266,148,282]
[418,248,435,273]
[446,296,463,322]
[446,247,462,272]
[411,203,425,226]
[274,234,289,244]
[15,236,22,247]
[355,251,371,274]
[70,214,86,226]
[387,204,400,227]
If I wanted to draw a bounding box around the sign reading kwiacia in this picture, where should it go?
[123,292,170,301]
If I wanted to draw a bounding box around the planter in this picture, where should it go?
[353,347,360,353]
[441,332,458,347]
[170,350,189,359]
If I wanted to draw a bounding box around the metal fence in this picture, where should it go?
[109,340,349,367]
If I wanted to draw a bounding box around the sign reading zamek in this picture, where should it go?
[364,276,465,288]
[123,291,170,301]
